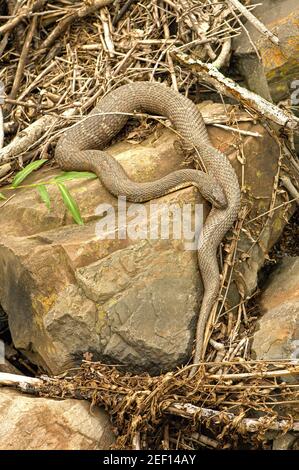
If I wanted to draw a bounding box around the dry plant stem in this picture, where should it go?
[212,123,261,137]
[1,97,44,109]
[132,432,141,450]
[0,30,9,57]
[212,37,231,69]
[0,194,15,208]
[0,0,19,57]
[167,403,298,432]
[1,369,299,434]
[7,15,38,111]
[112,0,138,26]
[209,367,299,380]
[227,2,261,61]
[17,61,57,102]
[37,0,113,54]
[216,206,248,314]
[159,1,178,90]
[0,115,57,163]
[0,0,45,35]
[201,206,248,359]
[100,8,115,57]
[245,197,298,225]
[227,0,280,46]
[280,175,299,204]
[173,49,299,131]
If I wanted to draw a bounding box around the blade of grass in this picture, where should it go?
[37,184,51,209]
[12,159,48,188]
[54,171,97,182]
[57,182,84,225]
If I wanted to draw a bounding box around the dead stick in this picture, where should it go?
[17,61,56,102]
[0,372,42,387]
[280,175,299,204]
[112,0,138,26]
[167,403,298,433]
[173,49,299,131]
[37,0,113,54]
[208,367,299,380]
[1,371,298,435]
[0,0,45,35]
[0,115,57,163]
[227,0,279,46]
[7,16,37,112]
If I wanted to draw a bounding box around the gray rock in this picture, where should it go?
[0,104,296,374]
[233,0,299,103]
[0,388,114,450]
[252,257,299,362]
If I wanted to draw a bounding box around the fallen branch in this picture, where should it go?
[227,0,279,46]
[0,372,43,388]
[173,49,299,131]
[208,366,299,381]
[0,115,57,163]
[0,0,45,35]
[1,369,298,436]
[212,37,231,69]
[280,175,299,205]
[167,403,298,433]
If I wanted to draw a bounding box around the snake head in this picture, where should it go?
[209,185,227,209]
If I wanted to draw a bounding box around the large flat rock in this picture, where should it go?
[0,103,295,373]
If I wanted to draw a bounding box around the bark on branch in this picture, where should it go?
[0,371,298,436]
[173,49,299,132]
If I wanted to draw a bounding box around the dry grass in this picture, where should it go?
[32,360,299,449]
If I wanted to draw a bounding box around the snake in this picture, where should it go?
[55,82,241,374]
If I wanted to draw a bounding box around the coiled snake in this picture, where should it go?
[55,82,241,374]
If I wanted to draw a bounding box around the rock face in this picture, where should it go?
[252,257,299,361]
[0,103,296,374]
[253,256,299,436]
[0,388,114,450]
[233,0,299,103]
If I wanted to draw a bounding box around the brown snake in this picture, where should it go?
[55,82,241,374]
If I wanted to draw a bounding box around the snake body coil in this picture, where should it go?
[55,82,241,371]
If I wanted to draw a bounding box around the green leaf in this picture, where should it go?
[37,185,51,209]
[12,159,48,188]
[54,171,97,182]
[0,192,6,200]
[57,182,83,225]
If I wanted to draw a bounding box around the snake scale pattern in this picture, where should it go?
[55,82,241,373]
